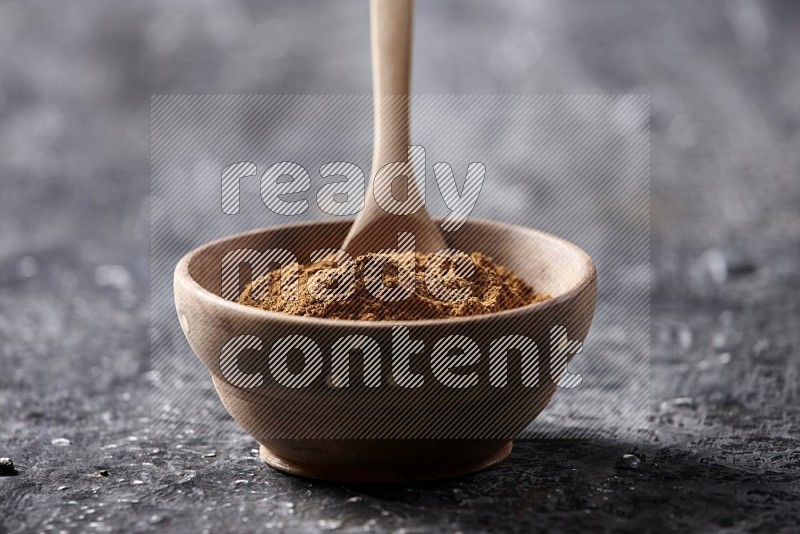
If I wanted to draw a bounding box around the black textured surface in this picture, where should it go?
[1,1,799,532]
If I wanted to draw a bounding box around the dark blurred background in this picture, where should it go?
[1,1,799,532]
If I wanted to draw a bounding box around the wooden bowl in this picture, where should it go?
[174,219,596,482]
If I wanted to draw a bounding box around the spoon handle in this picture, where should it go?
[371,0,412,168]
[342,0,447,257]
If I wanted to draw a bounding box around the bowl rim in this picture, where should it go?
[174,218,596,328]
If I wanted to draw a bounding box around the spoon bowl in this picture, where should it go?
[174,218,596,482]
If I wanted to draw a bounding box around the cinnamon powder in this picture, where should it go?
[238,251,549,321]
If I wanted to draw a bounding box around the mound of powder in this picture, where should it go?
[238,251,549,321]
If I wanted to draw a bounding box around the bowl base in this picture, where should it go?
[259,440,513,483]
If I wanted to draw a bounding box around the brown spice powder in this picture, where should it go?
[238,251,549,321]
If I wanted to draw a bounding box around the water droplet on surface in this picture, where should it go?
[702,248,756,284]
[658,397,696,413]
[677,326,693,350]
[753,339,770,357]
[94,264,133,289]
[615,454,641,470]
[17,256,39,278]
[317,519,343,530]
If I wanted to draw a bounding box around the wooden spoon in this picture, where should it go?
[341,0,447,257]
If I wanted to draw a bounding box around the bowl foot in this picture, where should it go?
[259,440,512,483]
